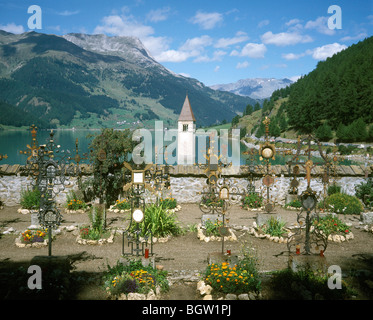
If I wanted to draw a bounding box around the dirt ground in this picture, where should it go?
[1,203,373,300]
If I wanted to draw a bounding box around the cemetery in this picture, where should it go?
[0,97,373,300]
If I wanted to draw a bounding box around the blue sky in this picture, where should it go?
[0,0,372,86]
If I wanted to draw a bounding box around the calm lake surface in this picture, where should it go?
[0,129,354,166]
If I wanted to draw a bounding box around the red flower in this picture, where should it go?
[345,230,349,233]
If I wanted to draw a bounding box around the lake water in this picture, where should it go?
[0,129,354,166]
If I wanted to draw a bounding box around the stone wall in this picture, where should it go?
[0,174,368,207]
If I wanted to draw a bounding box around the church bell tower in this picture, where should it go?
[177,95,196,165]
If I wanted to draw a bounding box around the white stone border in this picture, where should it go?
[76,230,115,245]
[196,224,237,243]
[108,286,163,300]
[247,221,355,244]
[65,208,89,214]
[197,280,261,300]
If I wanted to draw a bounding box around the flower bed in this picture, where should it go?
[15,228,50,248]
[198,245,261,299]
[76,227,115,245]
[104,260,169,300]
[109,199,131,213]
[313,214,354,243]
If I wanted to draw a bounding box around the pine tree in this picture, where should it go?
[315,122,333,141]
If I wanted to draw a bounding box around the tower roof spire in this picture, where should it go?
[178,94,196,122]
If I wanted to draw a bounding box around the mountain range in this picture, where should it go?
[210,78,293,100]
[0,31,257,129]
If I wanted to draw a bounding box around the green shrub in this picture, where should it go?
[324,193,364,214]
[285,199,302,209]
[355,178,373,208]
[203,219,224,237]
[20,187,40,210]
[327,183,341,196]
[242,193,263,209]
[262,216,287,237]
[271,266,352,300]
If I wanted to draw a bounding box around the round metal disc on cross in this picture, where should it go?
[262,175,274,187]
[219,226,230,237]
[265,203,274,213]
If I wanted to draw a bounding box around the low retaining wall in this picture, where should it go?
[0,174,368,207]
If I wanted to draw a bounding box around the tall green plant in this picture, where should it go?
[131,203,182,238]
[20,187,40,210]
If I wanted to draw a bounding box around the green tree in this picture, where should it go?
[269,120,281,137]
[244,104,253,116]
[87,128,134,207]
[351,118,367,142]
[255,121,265,138]
[315,122,333,141]
[240,126,247,139]
[231,115,240,127]
[279,115,288,132]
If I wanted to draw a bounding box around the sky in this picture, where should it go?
[0,0,372,86]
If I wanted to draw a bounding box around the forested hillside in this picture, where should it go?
[236,36,373,143]
[286,36,373,139]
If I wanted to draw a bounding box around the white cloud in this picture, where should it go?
[236,61,250,69]
[289,75,301,82]
[214,31,249,48]
[283,43,347,61]
[155,50,193,63]
[308,43,347,60]
[156,35,213,63]
[94,14,172,59]
[94,14,154,39]
[340,33,367,42]
[282,52,305,60]
[57,10,80,16]
[261,31,313,46]
[214,66,220,72]
[305,16,335,35]
[179,35,213,52]
[194,50,227,63]
[0,23,25,34]
[286,19,301,26]
[257,20,270,28]
[231,42,267,58]
[190,11,223,30]
[146,7,171,22]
